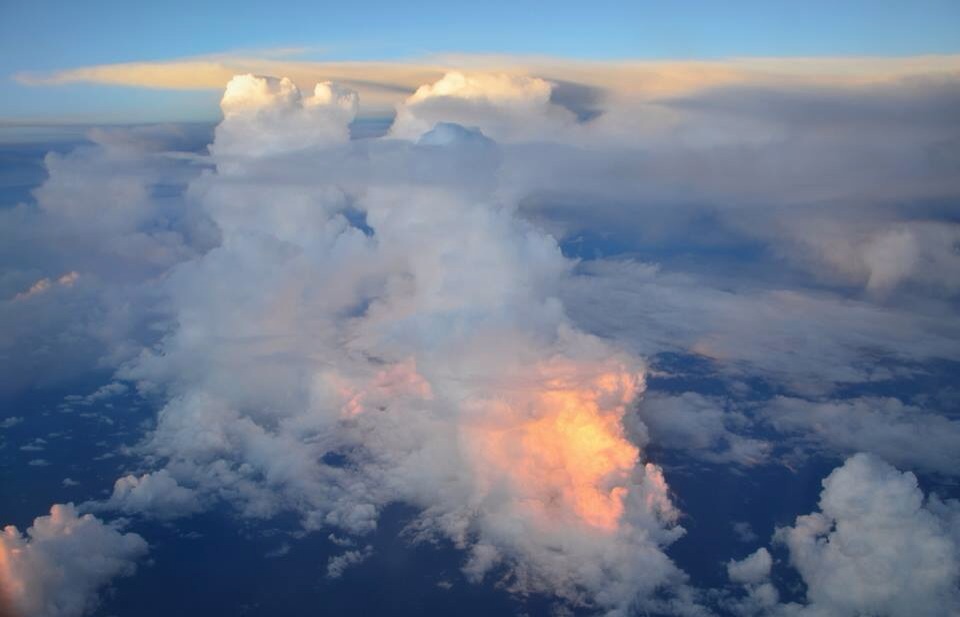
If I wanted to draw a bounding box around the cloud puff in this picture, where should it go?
[325,545,373,579]
[774,453,960,616]
[725,547,780,615]
[725,454,960,616]
[0,503,148,617]
[727,547,772,585]
[389,72,577,141]
[89,470,202,520]
[212,74,358,162]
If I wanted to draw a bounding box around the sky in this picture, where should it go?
[2,0,960,122]
[1,4,960,617]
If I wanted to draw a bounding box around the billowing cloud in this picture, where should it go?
[389,72,576,141]
[774,453,960,616]
[0,504,147,617]
[98,74,696,615]
[212,74,358,161]
[725,454,960,616]
[726,547,772,585]
[89,470,202,520]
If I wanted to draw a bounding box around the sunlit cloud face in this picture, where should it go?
[464,358,641,533]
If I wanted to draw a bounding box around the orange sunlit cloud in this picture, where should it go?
[464,357,642,532]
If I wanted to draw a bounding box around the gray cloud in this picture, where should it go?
[762,396,960,476]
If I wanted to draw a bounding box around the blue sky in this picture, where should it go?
[2,0,959,123]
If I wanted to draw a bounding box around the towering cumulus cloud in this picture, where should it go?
[115,73,688,615]
[212,74,358,161]
[389,71,577,141]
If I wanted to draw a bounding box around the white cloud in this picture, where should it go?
[773,453,960,616]
[112,74,694,615]
[325,545,373,579]
[0,503,147,617]
[725,454,960,617]
[90,470,202,520]
[727,547,772,585]
[389,71,576,142]
[211,74,357,163]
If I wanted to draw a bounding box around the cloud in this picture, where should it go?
[389,72,576,141]
[633,392,770,465]
[560,260,960,393]
[89,470,202,520]
[211,74,357,161]
[99,74,696,615]
[763,396,960,476]
[0,124,216,393]
[12,272,78,302]
[770,453,960,616]
[726,547,772,585]
[0,503,148,617]
[732,521,758,544]
[16,53,960,117]
[325,545,373,579]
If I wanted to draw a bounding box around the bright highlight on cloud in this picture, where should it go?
[213,74,358,159]
[390,71,576,141]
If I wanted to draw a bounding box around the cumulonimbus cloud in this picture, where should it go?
[88,73,695,615]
